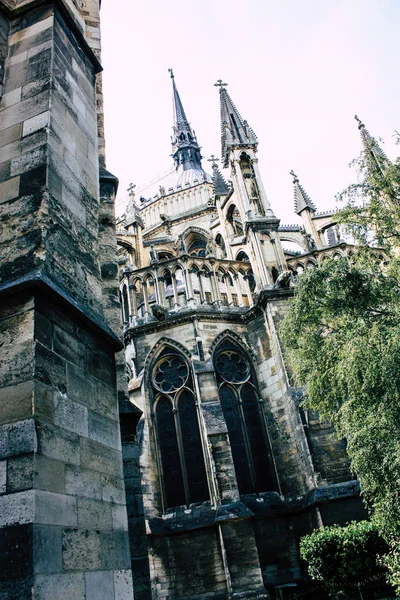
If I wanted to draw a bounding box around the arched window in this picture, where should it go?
[151,348,209,509]
[213,340,278,495]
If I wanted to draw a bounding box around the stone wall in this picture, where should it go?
[0,4,103,317]
[0,1,134,597]
[0,293,133,599]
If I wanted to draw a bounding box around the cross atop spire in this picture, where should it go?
[291,171,317,215]
[214,79,228,90]
[169,69,202,171]
[354,114,389,173]
[216,82,258,167]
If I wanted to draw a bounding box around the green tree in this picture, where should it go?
[280,128,400,590]
[300,521,388,597]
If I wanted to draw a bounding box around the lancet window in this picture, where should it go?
[214,340,278,495]
[151,348,209,509]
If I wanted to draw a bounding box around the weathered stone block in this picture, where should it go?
[100,531,131,570]
[65,466,101,500]
[35,490,77,527]
[77,497,112,530]
[101,474,126,504]
[113,570,134,600]
[53,393,88,437]
[80,438,123,477]
[34,454,65,493]
[88,410,120,450]
[0,490,34,527]
[33,525,62,575]
[85,570,114,600]
[0,524,33,581]
[111,503,128,531]
[66,362,96,408]
[53,325,86,366]
[7,455,34,492]
[0,419,37,460]
[0,461,6,494]
[0,380,34,426]
[34,573,85,600]
[62,528,101,571]
[36,421,80,466]
[35,343,67,392]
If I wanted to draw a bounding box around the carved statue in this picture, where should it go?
[206,239,217,257]
[274,270,295,290]
[306,234,317,251]
[151,304,169,321]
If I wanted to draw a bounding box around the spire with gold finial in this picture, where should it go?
[215,80,258,168]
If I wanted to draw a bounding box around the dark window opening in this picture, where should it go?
[214,341,278,495]
[151,350,210,509]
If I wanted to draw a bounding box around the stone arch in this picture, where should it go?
[209,329,257,363]
[144,337,192,378]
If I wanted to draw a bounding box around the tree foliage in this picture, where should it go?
[280,131,400,590]
[300,521,388,595]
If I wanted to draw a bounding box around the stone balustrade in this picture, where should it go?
[119,256,256,326]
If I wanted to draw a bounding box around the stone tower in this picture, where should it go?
[0,1,134,598]
[116,75,364,599]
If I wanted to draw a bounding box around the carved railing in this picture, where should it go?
[286,242,353,273]
[119,256,256,327]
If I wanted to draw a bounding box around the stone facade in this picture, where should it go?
[0,1,133,598]
[116,76,366,599]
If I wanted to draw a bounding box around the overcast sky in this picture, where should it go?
[100,0,400,225]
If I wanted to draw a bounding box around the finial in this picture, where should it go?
[290,170,299,183]
[208,154,219,169]
[214,79,228,90]
[127,183,136,196]
[355,115,364,129]
[168,68,174,79]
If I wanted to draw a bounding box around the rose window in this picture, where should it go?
[215,351,250,384]
[154,355,189,393]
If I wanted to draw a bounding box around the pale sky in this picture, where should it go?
[100,0,400,225]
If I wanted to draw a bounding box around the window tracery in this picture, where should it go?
[214,340,278,495]
[151,349,209,509]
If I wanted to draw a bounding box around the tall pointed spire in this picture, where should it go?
[169,69,202,171]
[215,80,258,168]
[354,115,390,173]
[290,170,317,215]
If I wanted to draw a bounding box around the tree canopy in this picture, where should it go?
[280,129,400,590]
[300,520,388,596]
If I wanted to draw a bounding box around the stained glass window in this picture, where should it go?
[214,341,278,495]
[152,350,209,509]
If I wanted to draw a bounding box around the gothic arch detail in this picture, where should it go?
[148,343,209,510]
[212,337,278,495]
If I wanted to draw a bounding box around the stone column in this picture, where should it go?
[233,274,244,306]
[244,274,255,307]
[0,4,133,598]
[225,275,233,305]
[142,282,150,314]
[171,273,179,307]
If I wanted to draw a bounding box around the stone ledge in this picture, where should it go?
[0,272,123,350]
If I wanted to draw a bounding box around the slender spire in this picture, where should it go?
[169,69,202,171]
[215,80,258,168]
[208,155,229,197]
[354,115,390,173]
[290,170,317,215]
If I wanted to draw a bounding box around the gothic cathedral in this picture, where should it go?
[116,73,365,599]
